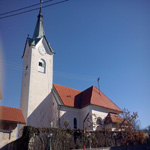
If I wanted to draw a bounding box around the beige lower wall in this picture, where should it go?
[0,126,17,148]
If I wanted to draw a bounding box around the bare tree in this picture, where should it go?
[121,108,140,130]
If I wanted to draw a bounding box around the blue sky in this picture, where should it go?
[0,0,150,129]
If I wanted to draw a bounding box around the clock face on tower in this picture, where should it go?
[38,46,46,55]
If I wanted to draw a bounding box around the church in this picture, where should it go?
[19,7,124,133]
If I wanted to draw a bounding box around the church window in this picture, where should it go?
[74,118,77,129]
[38,59,46,73]
[39,62,43,67]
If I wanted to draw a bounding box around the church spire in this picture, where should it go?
[32,6,45,39]
[31,0,45,45]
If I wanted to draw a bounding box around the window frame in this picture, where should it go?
[38,59,46,73]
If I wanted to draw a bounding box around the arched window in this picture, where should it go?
[38,59,46,73]
[74,118,77,129]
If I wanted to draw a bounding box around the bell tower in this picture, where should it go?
[20,6,55,128]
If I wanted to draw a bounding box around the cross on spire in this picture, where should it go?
[40,0,43,8]
[97,77,101,94]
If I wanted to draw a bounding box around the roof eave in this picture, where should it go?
[22,38,29,58]
[44,36,55,54]
[89,103,123,113]
[52,85,64,106]
[0,119,26,124]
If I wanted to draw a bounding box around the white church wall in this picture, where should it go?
[79,105,109,131]
[20,42,32,122]
[59,106,80,129]
[79,105,91,130]
[50,93,59,128]
[27,39,53,117]
[58,105,110,130]
[91,106,109,121]
[20,37,54,133]
[27,93,58,128]
[91,106,109,130]
[19,42,32,133]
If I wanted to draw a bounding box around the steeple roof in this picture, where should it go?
[29,8,45,46]
[22,8,55,57]
[33,8,45,40]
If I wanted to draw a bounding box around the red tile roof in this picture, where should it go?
[53,84,81,108]
[81,86,122,112]
[53,84,122,113]
[0,106,26,124]
[104,113,127,124]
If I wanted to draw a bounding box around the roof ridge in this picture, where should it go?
[53,83,82,92]
[90,86,95,105]
[92,86,102,95]
[81,85,94,92]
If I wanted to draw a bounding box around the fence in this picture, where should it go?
[1,126,150,150]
